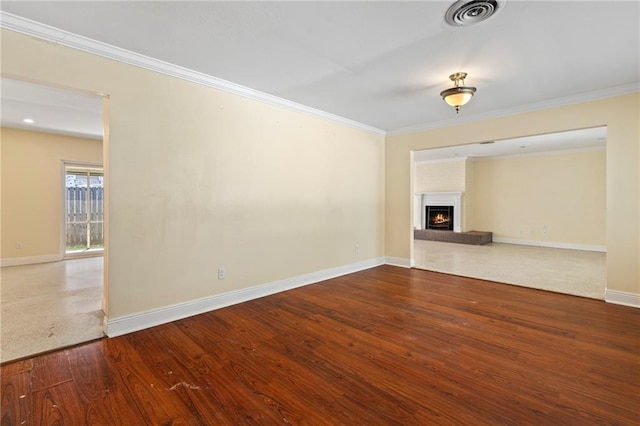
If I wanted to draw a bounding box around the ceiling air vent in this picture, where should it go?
[445,0,504,27]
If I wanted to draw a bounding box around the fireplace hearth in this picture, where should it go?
[426,206,454,231]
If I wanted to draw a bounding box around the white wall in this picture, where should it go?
[414,160,466,193]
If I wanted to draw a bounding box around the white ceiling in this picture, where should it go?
[1,79,103,139]
[1,0,638,136]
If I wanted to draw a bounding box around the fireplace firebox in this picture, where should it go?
[426,206,454,231]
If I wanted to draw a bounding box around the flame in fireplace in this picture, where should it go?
[432,213,450,224]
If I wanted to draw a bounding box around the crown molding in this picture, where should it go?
[414,156,468,164]
[1,123,103,140]
[0,12,386,136]
[414,145,605,164]
[470,145,606,162]
[388,83,640,136]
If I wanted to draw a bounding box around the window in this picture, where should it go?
[65,166,104,255]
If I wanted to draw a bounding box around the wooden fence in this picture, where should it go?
[66,187,104,248]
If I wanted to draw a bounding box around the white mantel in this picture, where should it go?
[414,192,463,232]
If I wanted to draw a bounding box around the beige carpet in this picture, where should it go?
[414,240,606,300]
[1,257,105,363]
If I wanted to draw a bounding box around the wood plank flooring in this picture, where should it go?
[2,265,639,425]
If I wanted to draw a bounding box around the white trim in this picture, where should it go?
[64,250,104,260]
[0,12,385,137]
[470,145,606,162]
[605,289,640,308]
[60,161,66,261]
[2,123,102,141]
[1,254,62,267]
[384,257,414,268]
[492,237,606,253]
[414,157,468,165]
[388,83,639,136]
[105,257,385,337]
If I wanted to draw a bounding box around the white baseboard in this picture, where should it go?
[384,257,414,268]
[0,254,62,267]
[605,289,640,308]
[492,237,606,253]
[105,257,385,337]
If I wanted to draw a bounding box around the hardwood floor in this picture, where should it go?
[2,266,639,425]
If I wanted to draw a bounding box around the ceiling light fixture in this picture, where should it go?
[440,72,477,113]
[22,118,35,124]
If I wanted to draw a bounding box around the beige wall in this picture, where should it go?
[1,128,103,259]
[1,27,637,310]
[473,149,606,246]
[387,93,639,295]
[1,29,386,318]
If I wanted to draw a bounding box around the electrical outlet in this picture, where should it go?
[16,241,23,249]
[354,244,360,255]
[218,267,225,280]
[542,224,547,235]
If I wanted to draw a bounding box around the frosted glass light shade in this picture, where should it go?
[440,72,477,112]
[441,87,476,107]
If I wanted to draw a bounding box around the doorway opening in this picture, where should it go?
[0,78,107,362]
[411,126,607,299]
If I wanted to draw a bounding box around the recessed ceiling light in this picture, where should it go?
[23,118,35,124]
